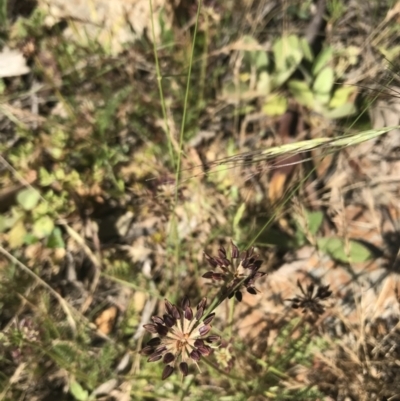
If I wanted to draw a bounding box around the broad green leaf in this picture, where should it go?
[317,237,372,263]
[271,35,303,88]
[48,147,63,159]
[329,86,356,108]
[321,102,357,119]
[288,80,314,108]
[233,202,246,230]
[16,188,40,211]
[300,37,313,62]
[312,46,333,76]
[33,216,54,239]
[2,208,23,231]
[8,219,26,248]
[255,51,269,70]
[313,66,334,94]
[314,92,331,106]
[54,168,65,180]
[257,71,271,94]
[287,35,301,54]
[262,94,287,116]
[70,380,89,401]
[273,37,286,72]
[39,167,55,186]
[272,70,295,88]
[47,227,65,249]
[33,201,50,217]
[24,233,39,245]
[306,210,323,235]
[293,220,307,247]
[273,35,302,72]
[240,35,263,70]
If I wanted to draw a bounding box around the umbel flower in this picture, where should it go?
[287,280,332,316]
[141,297,220,380]
[203,241,266,301]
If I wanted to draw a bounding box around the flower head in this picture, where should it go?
[141,297,220,380]
[202,241,266,301]
[287,280,332,316]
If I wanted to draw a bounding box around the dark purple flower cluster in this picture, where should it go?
[141,297,220,380]
[287,280,332,316]
[203,241,266,301]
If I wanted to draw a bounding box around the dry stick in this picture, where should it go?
[0,245,77,335]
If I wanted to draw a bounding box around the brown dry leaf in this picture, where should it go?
[268,154,302,205]
[95,306,118,335]
[268,168,287,204]
[268,110,303,204]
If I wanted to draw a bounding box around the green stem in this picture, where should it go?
[149,0,174,168]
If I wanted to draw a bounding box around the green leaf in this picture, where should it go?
[16,188,40,211]
[70,380,89,401]
[329,86,356,108]
[313,66,334,95]
[288,80,314,108]
[300,37,313,62]
[317,237,373,263]
[8,219,27,248]
[312,46,333,76]
[54,168,65,181]
[293,221,306,247]
[240,35,263,70]
[314,92,331,106]
[48,147,63,159]
[271,34,304,89]
[47,227,65,249]
[273,35,303,73]
[233,202,246,230]
[272,70,294,89]
[321,102,357,119]
[262,94,287,116]
[257,71,271,94]
[24,233,39,245]
[255,51,269,70]
[33,216,54,239]
[39,167,55,186]
[306,210,323,235]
